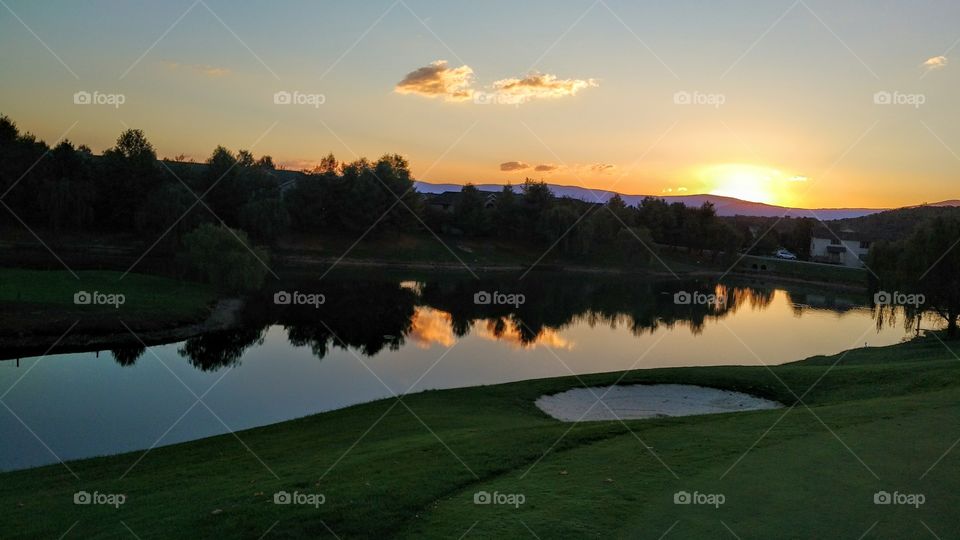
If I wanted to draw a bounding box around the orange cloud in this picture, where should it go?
[491,74,598,104]
[500,161,531,172]
[589,163,616,174]
[535,164,560,172]
[922,55,948,70]
[394,60,474,102]
[396,61,596,105]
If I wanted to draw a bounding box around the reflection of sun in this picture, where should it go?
[408,307,455,348]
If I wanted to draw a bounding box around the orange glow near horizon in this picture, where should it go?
[697,164,805,207]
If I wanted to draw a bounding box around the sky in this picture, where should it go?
[1,0,958,208]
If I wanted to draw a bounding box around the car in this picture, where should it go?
[774,248,798,260]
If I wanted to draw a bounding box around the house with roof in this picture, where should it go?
[809,227,872,268]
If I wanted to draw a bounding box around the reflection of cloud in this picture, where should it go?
[394,60,474,102]
[922,55,948,70]
[500,161,531,172]
[490,74,598,104]
[408,307,456,348]
[474,318,574,350]
[535,164,559,172]
[162,60,230,78]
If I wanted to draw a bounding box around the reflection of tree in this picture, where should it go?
[126,273,877,370]
[276,280,417,358]
[421,276,780,344]
[111,345,146,366]
[177,328,265,371]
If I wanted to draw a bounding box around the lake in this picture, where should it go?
[0,272,922,471]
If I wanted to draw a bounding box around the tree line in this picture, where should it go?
[1,116,754,270]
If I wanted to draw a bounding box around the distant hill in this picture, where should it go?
[415,181,884,219]
[825,204,960,242]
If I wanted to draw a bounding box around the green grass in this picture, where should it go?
[734,255,869,286]
[2,337,959,538]
[0,268,217,334]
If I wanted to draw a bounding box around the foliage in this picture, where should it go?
[871,215,960,337]
[182,223,270,292]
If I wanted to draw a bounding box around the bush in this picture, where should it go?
[182,223,270,292]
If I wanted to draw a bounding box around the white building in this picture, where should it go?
[809,228,871,268]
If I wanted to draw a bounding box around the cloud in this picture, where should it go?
[787,175,808,182]
[535,164,560,172]
[922,55,948,70]
[162,60,230,78]
[491,74,598,104]
[395,61,596,105]
[589,163,616,174]
[394,60,474,102]
[500,161,531,172]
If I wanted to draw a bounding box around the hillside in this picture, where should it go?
[825,204,960,241]
[415,181,884,219]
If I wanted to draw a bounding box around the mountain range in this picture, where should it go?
[415,182,958,220]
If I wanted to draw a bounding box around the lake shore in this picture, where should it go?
[1,334,956,538]
[0,298,243,362]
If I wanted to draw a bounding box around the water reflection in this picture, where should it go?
[106,275,873,371]
[2,274,927,471]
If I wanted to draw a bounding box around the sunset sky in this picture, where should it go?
[1,0,958,208]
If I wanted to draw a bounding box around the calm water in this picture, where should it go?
[0,273,919,471]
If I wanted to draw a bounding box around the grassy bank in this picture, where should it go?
[1,335,958,538]
[733,254,869,287]
[0,268,217,336]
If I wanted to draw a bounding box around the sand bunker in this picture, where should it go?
[536,384,782,421]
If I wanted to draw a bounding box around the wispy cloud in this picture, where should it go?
[535,164,559,172]
[162,60,230,78]
[396,60,596,105]
[589,163,616,174]
[394,60,474,102]
[491,74,598,105]
[922,55,948,70]
[500,161,531,172]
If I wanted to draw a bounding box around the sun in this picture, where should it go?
[699,164,791,205]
